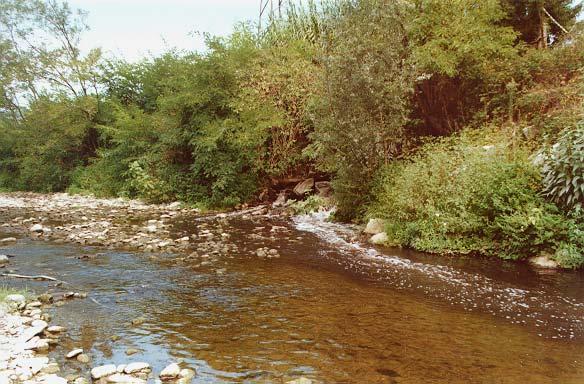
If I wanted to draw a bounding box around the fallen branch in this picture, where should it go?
[0,273,62,282]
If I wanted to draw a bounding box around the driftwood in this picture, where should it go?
[0,273,61,282]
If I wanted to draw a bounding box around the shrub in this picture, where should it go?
[369,129,584,265]
[539,121,584,211]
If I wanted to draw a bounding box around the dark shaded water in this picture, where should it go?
[2,211,584,383]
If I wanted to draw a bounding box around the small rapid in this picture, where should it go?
[293,210,584,340]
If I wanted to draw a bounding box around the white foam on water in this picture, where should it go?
[293,210,584,339]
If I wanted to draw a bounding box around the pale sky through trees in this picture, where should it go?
[68,0,262,60]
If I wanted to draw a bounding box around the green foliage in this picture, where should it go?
[310,0,415,220]
[369,129,584,266]
[501,0,582,47]
[409,0,519,135]
[539,121,584,211]
[289,194,333,215]
[12,96,99,192]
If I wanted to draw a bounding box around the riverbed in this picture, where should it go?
[1,193,584,383]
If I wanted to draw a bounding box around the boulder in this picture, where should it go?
[369,232,389,245]
[0,255,9,265]
[272,192,287,207]
[293,178,315,196]
[315,181,332,197]
[0,237,16,244]
[529,255,559,269]
[363,219,385,235]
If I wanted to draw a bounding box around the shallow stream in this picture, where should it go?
[2,209,584,383]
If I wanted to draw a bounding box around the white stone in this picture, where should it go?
[14,357,49,374]
[46,326,66,333]
[29,224,44,233]
[0,237,16,244]
[159,363,180,379]
[66,349,83,359]
[178,369,195,380]
[369,232,389,245]
[39,374,68,384]
[106,374,146,384]
[363,218,386,235]
[4,295,25,304]
[529,255,559,269]
[91,364,118,379]
[123,362,150,374]
[286,378,313,384]
[0,255,9,265]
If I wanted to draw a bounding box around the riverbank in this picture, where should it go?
[0,193,315,384]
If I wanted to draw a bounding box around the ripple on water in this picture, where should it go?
[293,210,584,340]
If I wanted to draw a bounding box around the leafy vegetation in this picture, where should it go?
[0,0,583,266]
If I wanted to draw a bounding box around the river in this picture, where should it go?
[1,196,584,383]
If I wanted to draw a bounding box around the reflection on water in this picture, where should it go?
[2,211,584,383]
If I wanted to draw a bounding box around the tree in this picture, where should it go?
[502,0,583,48]
[0,0,101,119]
[310,0,415,220]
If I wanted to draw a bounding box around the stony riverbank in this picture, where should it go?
[0,193,314,384]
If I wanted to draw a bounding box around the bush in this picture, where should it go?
[369,129,584,265]
[539,121,584,211]
[309,0,415,220]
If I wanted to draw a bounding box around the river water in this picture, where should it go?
[2,208,584,383]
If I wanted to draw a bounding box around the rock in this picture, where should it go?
[529,255,559,269]
[33,339,50,351]
[26,301,42,309]
[46,325,66,333]
[76,354,90,363]
[160,363,181,380]
[110,335,121,342]
[315,181,332,197]
[30,224,45,233]
[39,374,68,384]
[131,317,146,326]
[74,378,89,384]
[66,349,83,359]
[106,373,146,384]
[20,323,48,342]
[91,365,118,380]
[293,178,315,196]
[364,218,385,235]
[0,255,9,265]
[123,362,150,374]
[15,357,49,374]
[41,363,61,375]
[286,378,313,384]
[272,192,287,207]
[179,369,196,380]
[4,294,25,305]
[38,293,53,304]
[168,202,181,209]
[0,237,16,244]
[369,232,389,245]
[125,348,139,356]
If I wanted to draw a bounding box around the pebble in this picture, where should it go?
[66,349,83,359]
[76,354,90,363]
[160,363,181,380]
[91,364,118,379]
[123,362,150,374]
[125,348,139,356]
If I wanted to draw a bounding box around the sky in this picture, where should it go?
[68,0,263,61]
